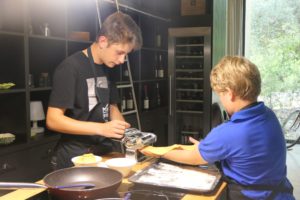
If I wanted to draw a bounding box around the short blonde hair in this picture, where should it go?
[210,56,261,101]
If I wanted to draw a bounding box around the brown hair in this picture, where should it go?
[210,56,261,101]
[96,12,142,50]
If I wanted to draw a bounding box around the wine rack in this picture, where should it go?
[168,27,212,145]
[175,36,204,115]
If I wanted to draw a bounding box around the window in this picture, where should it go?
[245,0,300,123]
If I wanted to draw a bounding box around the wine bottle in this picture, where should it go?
[143,85,149,110]
[121,95,126,112]
[123,67,129,79]
[155,83,161,107]
[155,33,161,48]
[155,26,162,48]
[127,91,133,110]
[154,53,158,78]
[158,54,164,78]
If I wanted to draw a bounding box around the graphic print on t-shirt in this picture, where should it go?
[102,104,109,122]
[86,77,108,111]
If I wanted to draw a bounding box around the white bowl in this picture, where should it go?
[71,154,102,167]
[105,158,137,177]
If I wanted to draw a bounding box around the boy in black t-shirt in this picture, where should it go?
[47,12,142,169]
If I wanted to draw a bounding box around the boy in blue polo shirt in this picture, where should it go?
[141,56,295,200]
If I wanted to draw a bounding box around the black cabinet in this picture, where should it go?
[0,0,95,182]
[0,135,58,182]
[0,0,97,146]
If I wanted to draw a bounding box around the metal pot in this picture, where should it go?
[0,167,123,200]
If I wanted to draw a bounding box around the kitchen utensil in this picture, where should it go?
[122,128,157,150]
[121,128,157,161]
[0,182,95,189]
[0,167,123,200]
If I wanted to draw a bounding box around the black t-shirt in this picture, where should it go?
[49,51,121,168]
[49,51,119,134]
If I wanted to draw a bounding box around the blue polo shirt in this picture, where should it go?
[199,102,294,199]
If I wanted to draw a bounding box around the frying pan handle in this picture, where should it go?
[0,182,47,189]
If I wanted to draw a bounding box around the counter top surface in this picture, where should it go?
[0,153,226,200]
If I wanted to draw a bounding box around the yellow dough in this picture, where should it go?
[141,144,195,157]
[76,153,97,163]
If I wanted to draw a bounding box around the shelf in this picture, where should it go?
[176,44,204,47]
[117,79,167,85]
[116,81,131,85]
[181,131,200,135]
[30,87,52,92]
[122,110,137,116]
[116,84,133,89]
[142,47,168,52]
[139,78,167,83]
[29,34,66,42]
[176,56,204,59]
[176,69,203,72]
[176,78,203,81]
[0,89,26,94]
[0,31,24,37]
[176,99,203,103]
[176,88,203,92]
[176,110,203,114]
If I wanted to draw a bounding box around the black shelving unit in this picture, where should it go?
[0,0,76,182]
[0,0,171,182]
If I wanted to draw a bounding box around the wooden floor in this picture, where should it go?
[287,144,300,199]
